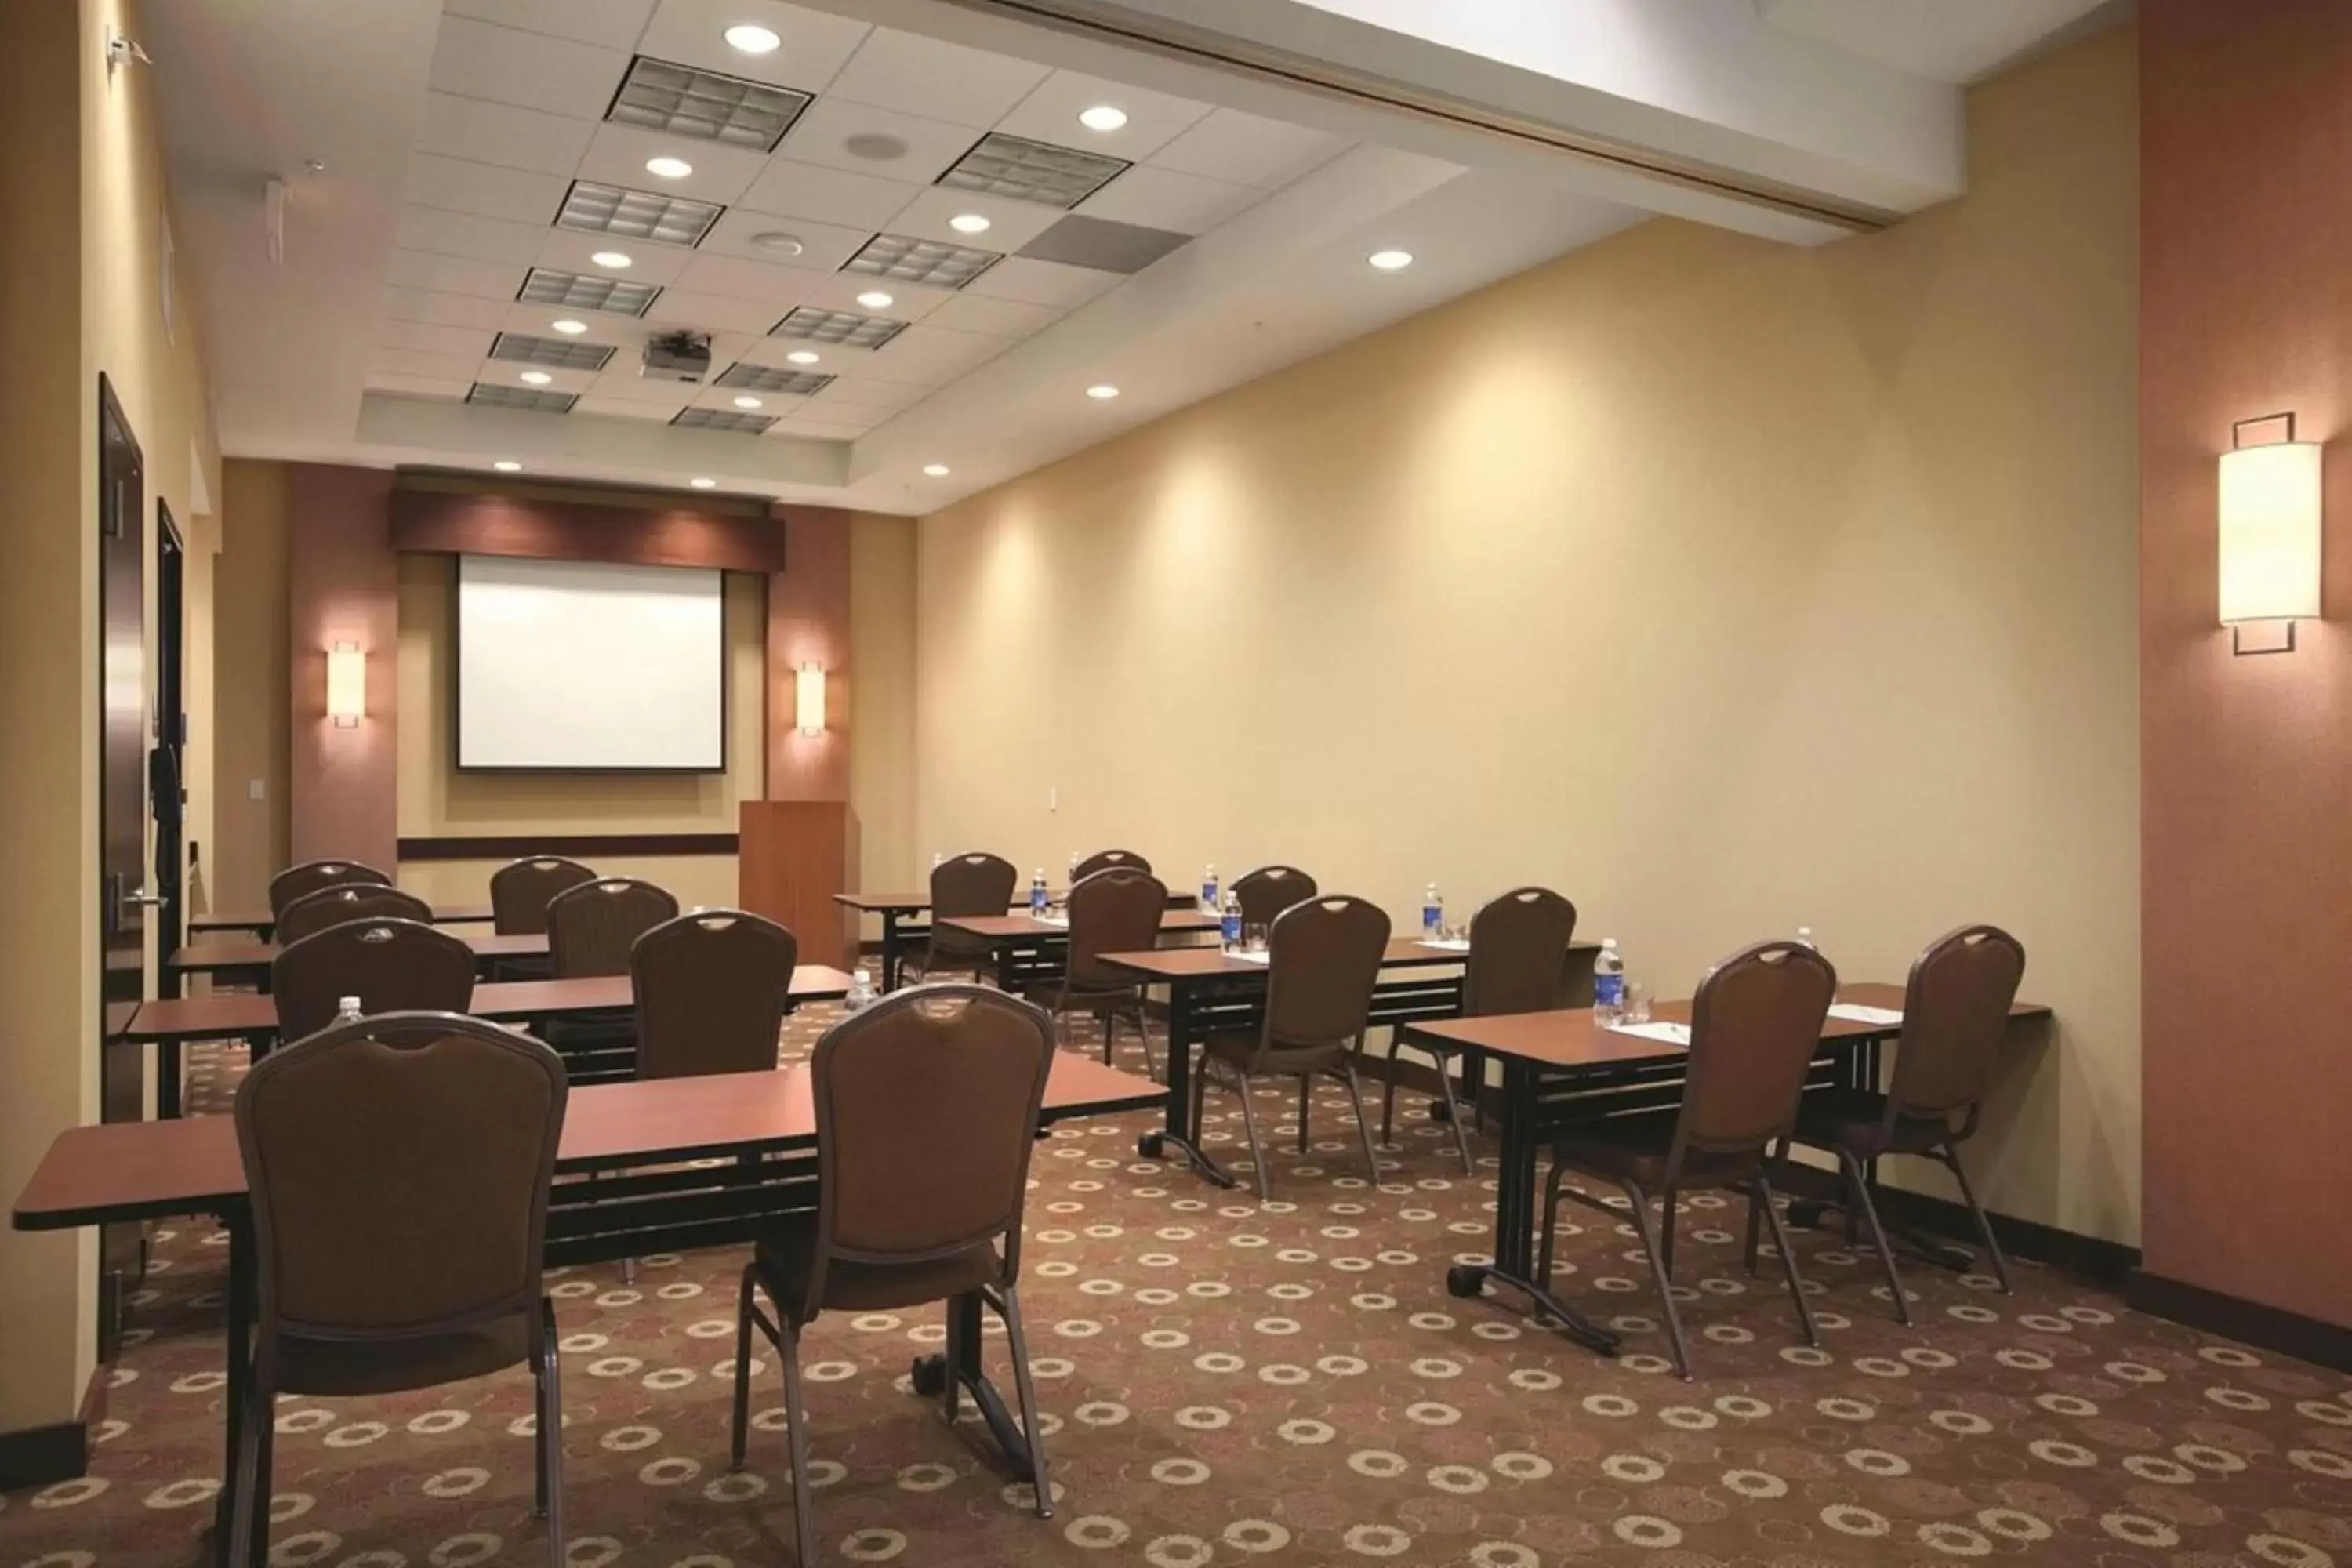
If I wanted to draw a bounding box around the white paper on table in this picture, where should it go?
[1607,1021,1692,1046]
[1225,949,1271,964]
[1033,913,1069,927]
[1420,937,1471,952]
[1828,1003,1904,1025]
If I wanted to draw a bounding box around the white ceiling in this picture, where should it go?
[1755,0,2126,85]
[143,0,2125,512]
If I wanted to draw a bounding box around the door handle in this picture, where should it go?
[114,881,167,927]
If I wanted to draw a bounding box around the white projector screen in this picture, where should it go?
[455,555,726,771]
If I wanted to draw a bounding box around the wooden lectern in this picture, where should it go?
[739,800,859,970]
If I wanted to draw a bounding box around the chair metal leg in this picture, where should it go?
[1838,1149,1912,1325]
[1621,1181,1695,1381]
[998,1283,1054,1519]
[1338,1062,1380,1184]
[536,1300,566,1566]
[1744,1135,1786,1275]
[730,1265,757,1471]
[1296,1076,1312,1153]
[1660,1192,1678,1282]
[1755,1174,1821,1349]
[1941,1141,2013,1293]
[227,1367,269,1568]
[1094,1009,1111,1065]
[1537,1158,1570,1281]
[938,1294,963,1424]
[1230,1067,1272,1202]
[1131,1004,1160,1082]
[779,1319,818,1568]
[1432,1047,1474,1175]
[1377,1029,1401,1143]
[1188,1056,1207,1149]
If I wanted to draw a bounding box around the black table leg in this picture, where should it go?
[158,1040,182,1120]
[212,1209,253,1562]
[1444,1058,1617,1356]
[880,912,903,992]
[907,1293,1035,1480]
[1136,982,1234,1187]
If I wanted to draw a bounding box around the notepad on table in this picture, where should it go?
[1607,1021,1692,1046]
[1420,937,1471,952]
[1225,949,1271,964]
[1828,1003,1904,1025]
[1033,913,1069,927]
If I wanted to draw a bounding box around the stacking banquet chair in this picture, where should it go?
[1072,848,1151,880]
[274,883,432,946]
[1539,939,1837,1380]
[1767,924,2027,1322]
[1229,864,1318,931]
[1195,895,1388,1201]
[541,877,680,1083]
[1380,886,1578,1173]
[490,855,597,980]
[731,987,1058,1566]
[909,851,1018,985]
[1036,866,1165,1079]
[227,1011,568,1567]
[632,908,798,1080]
[270,918,476,1047]
[266,858,390,919]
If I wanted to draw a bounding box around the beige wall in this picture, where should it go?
[916,29,2142,1243]
[850,514,919,896]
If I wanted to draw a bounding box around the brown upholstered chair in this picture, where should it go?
[1539,939,1836,1379]
[1776,925,2027,1320]
[267,858,390,919]
[1379,886,1577,1171]
[492,855,598,936]
[1229,864,1318,931]
[271,919,477,1047]
[911,851,1018,984]
[546,877,680,978]
[1195,895,1388,1200]
[1072,848,1151,880]
[632,909,798,1080]
[730,986,1058,1565]
[227,1011,568,1566]
[1037,866,1165,1078]
[274,884,434,947]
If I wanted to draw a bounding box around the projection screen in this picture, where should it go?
[455,554,726,771]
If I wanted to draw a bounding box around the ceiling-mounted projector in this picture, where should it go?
[641,330,711,384]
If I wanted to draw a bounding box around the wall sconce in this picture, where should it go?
[325,642,365,727]
[796,661,826,736]
[2219,412,2322,655]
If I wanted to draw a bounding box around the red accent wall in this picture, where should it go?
[287,463,399,871]
[2141,0,2352,1326]
[765,507,852,803]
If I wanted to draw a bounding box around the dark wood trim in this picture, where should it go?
[2128,1271,2352,1372]
[388,486,788,572]
[1768,1163,2140,1283]
[0,1367,100,1488]
[398,833,739,862]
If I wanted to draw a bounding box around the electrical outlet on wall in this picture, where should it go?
[247,779,265,801]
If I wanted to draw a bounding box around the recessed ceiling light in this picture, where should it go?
[519,370,554,386]
[751,231,805,257]
[644,155,694,180]
[550,318,588,335]
[724,23,780,54]
[690,476,718,488]
[493,460,522,473]
[855,289,894,310]
[1087,383,1120,401]
[733,394,763,409]
[786,349,821,365]
[843,132,908,162]
[923,463,950,477]
[948,212,992,235]
[1367,249,1414,271]
[1078,104,1128,132]
[591,250,633,270]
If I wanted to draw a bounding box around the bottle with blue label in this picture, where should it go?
[1422,882,1443,938]
[1593,938,1625,1025]
[1201,863,1218,914]
[1220,890,1242,949]
[1030,869,1048,913]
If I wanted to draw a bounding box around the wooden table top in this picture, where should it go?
[188,904,495,934]
[169,929,547,973]
[1405,983,2052,1070]
[941,909,1222,941]
[122,967,857,1044]
[13,1051,1167,1232]
[837,889,1199,914]
[1098,938,1474,982]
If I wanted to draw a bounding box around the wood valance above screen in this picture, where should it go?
[387,481,792,572]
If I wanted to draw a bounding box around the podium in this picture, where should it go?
[738,800,859,970]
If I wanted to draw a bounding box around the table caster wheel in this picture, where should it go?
[1445,1265,1485,1299]
[1138,1132,1163,1160]
[909,1355,946,1397]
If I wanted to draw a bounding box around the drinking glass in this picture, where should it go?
[1243,922,1270,954]
[1623,982,1653,1025]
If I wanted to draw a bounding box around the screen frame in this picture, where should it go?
[449,553,733,777]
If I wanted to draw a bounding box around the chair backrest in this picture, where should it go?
[236,1011,566,1338]
[1670,940,1838,1170]
[1064,867,1167,990]
[632,909,797,1080]
[267,859,390,918]
[546,877,680,978]
[1232,864,1319,930]
[490,856,598,936]
[930,851,1017,920]
[804,986,1054,1312]
[275,884,434,947]
[272,919,477,1044]
[1465,887,1580,1017]
[1262,895,1390,1049]
[1887,924,2027,1127]
[1073,848,1152,880]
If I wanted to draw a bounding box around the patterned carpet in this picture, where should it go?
[2,1007,2347,1568]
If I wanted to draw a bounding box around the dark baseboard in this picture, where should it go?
[2127,1272,2352,1373]
[0,1368,101,1490]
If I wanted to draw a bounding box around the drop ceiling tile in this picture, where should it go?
[386,249,528,301]
[671,252,826,307]
[791,271,953,322]
[1076,165,1259,235]
[735,158,922,231]
[697,207,873,272]
[734,333,874,372]
[377,347,489,383]
[574,394,682,419]
[811,376,930,412]
[474,358,599,396]
[429,16,628,120]
[379,319,496,358]
[775,415,878,438]
[365,372,473,401]
[962,255,1120,307]
[385,286,514,330]
[444,0,657,50]
[576,122,771,205]
[994,70,1211,162]
[500,299,642,347]
[773,97,978,185]
[644,286,791,335]
[588,369,696,403]
[691,383,811,413]
[1147,107,1346,189]
[924,292,1064,338]
[884,187,1064,253]
[407,154,569,224]
[637,0,869,95]
[395,205,550,267]
[824,27,1049,129]
[415,93,598,177]
[534,227,694,285]
[861,323,1007,385]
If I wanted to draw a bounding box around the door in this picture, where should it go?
[97,374,148,1357]
[152,506,187,1001]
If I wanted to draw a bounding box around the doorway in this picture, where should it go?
[96,374,147,1357]
[153,504,187,1018]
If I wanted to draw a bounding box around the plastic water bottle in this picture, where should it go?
[333,995,364,1025]
[845,967,875,1011]
[931,851,945,870]
[1796,926,1817,949]
[1200,863,1218,914]
[1030,869,1048,913]
[1422,883,1444,938]
[1068,850,1081,882]
[1593,940,1625,1025]
[1220,890,1243,950]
